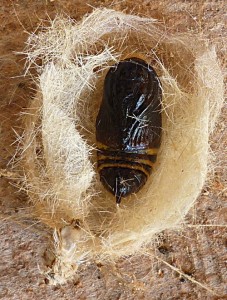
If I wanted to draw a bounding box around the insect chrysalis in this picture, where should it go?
[96,57,162,204]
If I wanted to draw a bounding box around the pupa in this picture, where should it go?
[96,57,162,204]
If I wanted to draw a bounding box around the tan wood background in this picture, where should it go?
[0,1,226,299]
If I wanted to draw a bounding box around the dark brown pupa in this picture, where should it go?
[96,57,162,204]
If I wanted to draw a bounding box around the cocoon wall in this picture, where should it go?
[20,8,224,284]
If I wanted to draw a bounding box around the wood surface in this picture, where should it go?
[0,1,226,299]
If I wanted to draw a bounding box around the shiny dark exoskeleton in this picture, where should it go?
[96,57,162,204]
